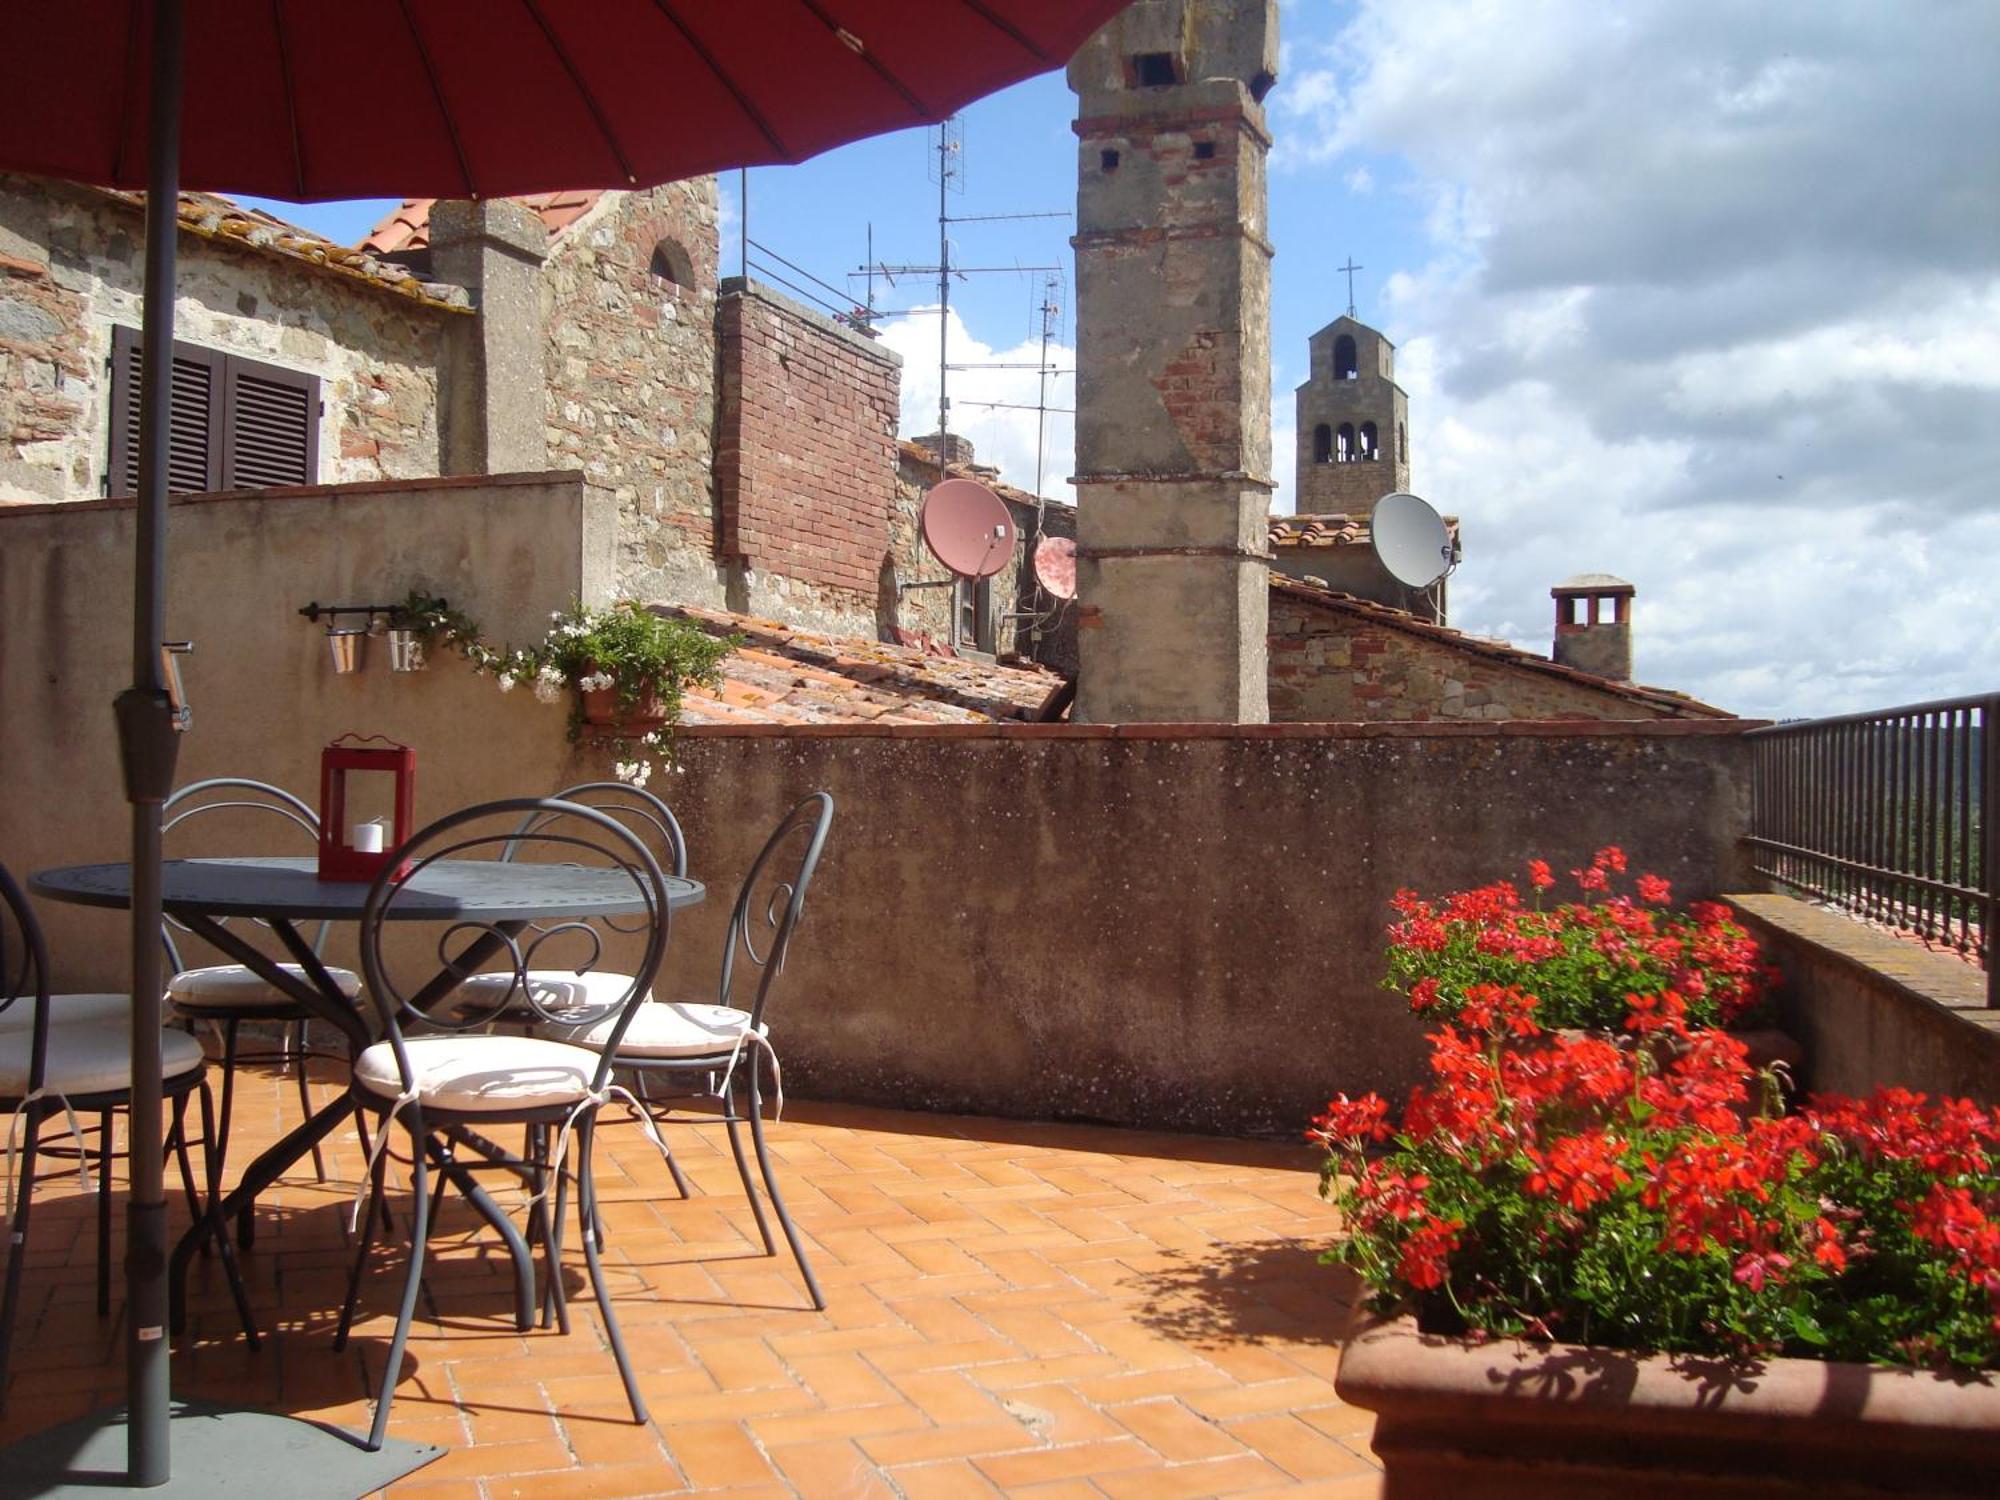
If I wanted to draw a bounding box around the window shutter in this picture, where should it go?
[221,355,318,489]
[107,326,224,497]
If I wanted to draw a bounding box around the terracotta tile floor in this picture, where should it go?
[0,1066,1378,1497]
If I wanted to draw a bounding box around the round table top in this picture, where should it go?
[31,856,704,923]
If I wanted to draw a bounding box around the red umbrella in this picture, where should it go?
[0,0,1133,1486]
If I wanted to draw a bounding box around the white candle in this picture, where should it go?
[352,821,385,854]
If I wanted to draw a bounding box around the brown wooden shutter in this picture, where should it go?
[221,355,318,490]
[107,325,224,497]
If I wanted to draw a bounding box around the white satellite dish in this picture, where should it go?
[1370,492,1452,589]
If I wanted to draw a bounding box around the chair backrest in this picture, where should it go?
[0,862,54,1097]
[719,792,833,1029]
[357,797,673,1095]
[162,777,324,970]
[500,781,688,878]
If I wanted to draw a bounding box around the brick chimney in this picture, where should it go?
[1067,0,1279,723]
[1552,573,1634,681]
[429,199,549,475]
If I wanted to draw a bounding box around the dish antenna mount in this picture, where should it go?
[918,478,1017,579]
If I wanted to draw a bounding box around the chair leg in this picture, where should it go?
[294,1019,327,1183]
[721,1081,778,1257]
[364,1114,431,1453]
[529,1125,568,1335]
[634,1072,691,1200]
[170,1089,201,1230]
[574,1119,647,1425]
[95,1111,113,1317]
[744,1057,824,1311]
[334,1127,391,1352]
[198,1082,260,1347]
[0,1100,46,1411]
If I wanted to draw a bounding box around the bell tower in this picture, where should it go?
[1068,0,1279,723]
[1294,315,1408,516]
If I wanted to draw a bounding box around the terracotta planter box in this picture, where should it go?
[1336,1312,2000,1498]
[579,685,667,738]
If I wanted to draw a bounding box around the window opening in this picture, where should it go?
[1336,423,1355,463]
[1132,52,1180,87]
[1101,148,1120,171]
[1334,335,1358,380]
[1312,424,1332,464]
[1359,422,1378,461]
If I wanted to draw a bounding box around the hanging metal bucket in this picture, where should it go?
[387,629,427,673]
[326,626,367,674]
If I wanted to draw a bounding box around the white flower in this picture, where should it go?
[579,671,613,693]
[496,672,516,693]
[532,665,565,704]
[612,759,653,788]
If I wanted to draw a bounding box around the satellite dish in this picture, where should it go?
[920,478,1016,579]
[1032,535,1077,600]
[1370,492,1452,589]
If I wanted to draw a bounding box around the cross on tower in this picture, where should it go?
[1337,257,1364,319]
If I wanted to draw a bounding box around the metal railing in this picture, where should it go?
[1745,692,1999,1008]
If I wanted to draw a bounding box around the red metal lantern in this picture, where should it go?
[317,733,416,882]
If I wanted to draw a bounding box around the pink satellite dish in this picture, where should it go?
[1033,535,1077,600]
[919,478,1016,579]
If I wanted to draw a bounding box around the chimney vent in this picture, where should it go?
[1551,573,1634,682]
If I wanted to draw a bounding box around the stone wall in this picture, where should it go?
[0,177,447,503]
[1267,586,1685,722]
[541,183,721,603]
[1726,894,2000,1104]
[715,278,901,636]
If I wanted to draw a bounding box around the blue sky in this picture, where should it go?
[243,1,2000,721]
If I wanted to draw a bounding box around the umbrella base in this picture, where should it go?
[0,1400,442,1497]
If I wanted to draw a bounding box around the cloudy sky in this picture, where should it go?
[252,1,1998,720]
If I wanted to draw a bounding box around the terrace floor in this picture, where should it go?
[0,1065,1380,1497]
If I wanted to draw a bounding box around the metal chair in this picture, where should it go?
[0,862,210,1408]
[533,792,833,1310]
[334,797,673,1450]
[163,778,363,1211]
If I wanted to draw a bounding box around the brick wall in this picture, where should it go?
[1268,588,1688,721]
[715,278,900,607]
[541,182,720,598]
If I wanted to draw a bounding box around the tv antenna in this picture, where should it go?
[1369,491,1455,624]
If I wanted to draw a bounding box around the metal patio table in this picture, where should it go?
[30,855,704,1339]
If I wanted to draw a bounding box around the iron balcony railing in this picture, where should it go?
[1745,692,1999,1009]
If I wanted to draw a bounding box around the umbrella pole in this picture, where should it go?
[115,0,186,1484]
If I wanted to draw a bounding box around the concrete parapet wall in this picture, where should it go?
[1725,893,2000,1104]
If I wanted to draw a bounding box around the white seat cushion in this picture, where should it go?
[450,968,644,1022]
[168,962,361,1013]
[0,1022,205,1098]
[0,993,133,1033]
[352,1033,601,1113]
[536,1001,764,1059]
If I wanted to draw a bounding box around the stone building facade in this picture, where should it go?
[0,178,452,503]
[1267,576,1724,723]
[1067,0,1279,723]
[1294,313,1408,516]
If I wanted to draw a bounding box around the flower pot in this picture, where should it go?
[579,685,668,738]
[1336,1311,2000,1497]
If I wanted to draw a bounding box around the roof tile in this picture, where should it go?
[664,604,1067,727]
[359,191,606,255]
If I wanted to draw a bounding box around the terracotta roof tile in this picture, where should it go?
[1269,574,1733,719]
[1269,510,1461,552]
[90,188,469,311]
[359,191,605,255]
[663,604,1067,727]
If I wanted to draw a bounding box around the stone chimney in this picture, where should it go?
[912,431,976,469]
[1067,0,1279,723]
[429,199,549,475]
[1552,573,1635,681]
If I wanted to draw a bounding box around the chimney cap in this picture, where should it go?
[1552,572,1634,597]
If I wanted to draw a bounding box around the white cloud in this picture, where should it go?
[1277,0,2000,718]
[877,306,1076,504]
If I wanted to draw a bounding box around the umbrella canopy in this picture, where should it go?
[0,0,1136,1484]
[6,0,1120,200]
